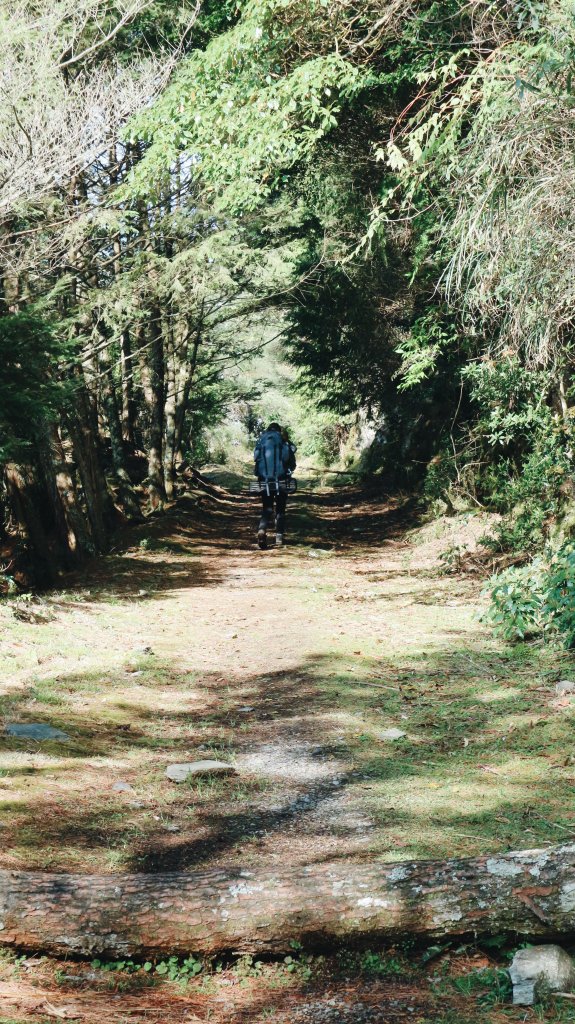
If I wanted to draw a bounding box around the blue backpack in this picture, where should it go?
[254,430,295,488]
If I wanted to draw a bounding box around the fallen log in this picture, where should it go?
[1,845,575,958]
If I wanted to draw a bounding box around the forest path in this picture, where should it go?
[0,475,569,878]
[0,475,573,1022]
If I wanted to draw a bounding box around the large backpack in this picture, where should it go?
[254,429,293,486]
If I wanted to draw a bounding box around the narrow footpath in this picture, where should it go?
[0,475,572,1022]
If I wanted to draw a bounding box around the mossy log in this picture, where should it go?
[1,845,575,958]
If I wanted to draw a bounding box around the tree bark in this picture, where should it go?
[138,313,166,509]
[174,325,201,464]
[66,376,115,553]
[3,463,59,587]
[108,149,136,447]
[35,435,78,571]
[163,323,177,501]
[39,423,93,563]
[2,845,575,959]
[97,336,143,521]
[131,154,166,511]
[120,329,136,445]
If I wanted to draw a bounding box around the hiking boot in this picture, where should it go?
[257,528,267,550]
[275,533,284,548]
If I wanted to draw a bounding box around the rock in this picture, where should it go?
[5,723,70,741]
[112,781,133,793]
[238,706,254,713]
[165,760,236,783]
[377,728,407,742]
[509,945,575,1005]
[556,680,575,695]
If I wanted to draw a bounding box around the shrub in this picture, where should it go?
[484,543,575,647]
[543,543,575,649]
[483,560,546,641]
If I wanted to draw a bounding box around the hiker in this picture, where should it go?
[253,422,296,548]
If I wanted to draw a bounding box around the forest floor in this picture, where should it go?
[1,472,575,1023]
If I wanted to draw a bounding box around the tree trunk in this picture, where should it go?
[66,378,115,553]
[174,327,201,463]
[40,423,93,563]
[1,845,575,959]
[138,313,166,509]
[163,324,177,501]
[108,150,135,448]
[35,435,78,571]
[120,330,136,445]
[97,337,143,521]
[3,464,59,587]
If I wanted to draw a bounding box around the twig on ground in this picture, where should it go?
[352,680,399,692]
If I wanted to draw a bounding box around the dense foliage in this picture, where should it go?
[3,0,575,615]
[484,542,575,648]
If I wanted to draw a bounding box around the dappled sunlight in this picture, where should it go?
[1,485,573,879]
[2,0,574,1015]
[476,688,522,702]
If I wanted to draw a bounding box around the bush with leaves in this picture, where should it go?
[453,358,574,552]
[542,543,575,648]
[483,560,546,641]
[484,542,575,648]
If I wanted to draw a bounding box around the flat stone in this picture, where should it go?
[509,945,575,1005]
[112,781,133,793]
[377,728,407,742]
[165,760,236,783]
[5,723,70,741]
[556,680,575,695]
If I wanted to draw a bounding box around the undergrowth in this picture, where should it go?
[484,542,575,646]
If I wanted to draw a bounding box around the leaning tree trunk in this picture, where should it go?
[2,845,575,958]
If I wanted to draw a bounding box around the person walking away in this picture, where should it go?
[253,422,296,549]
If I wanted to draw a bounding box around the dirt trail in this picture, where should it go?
[0,475,573,1022]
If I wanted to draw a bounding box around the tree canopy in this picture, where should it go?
[3,0,575,616]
